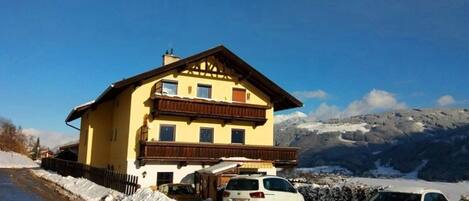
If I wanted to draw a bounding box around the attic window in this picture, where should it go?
[162,81,178,95]
[197,84,212,99]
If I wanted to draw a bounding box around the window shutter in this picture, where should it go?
[232,88,246,102]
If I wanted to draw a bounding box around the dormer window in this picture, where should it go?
[162,81,178,95]
[197,84,212,99]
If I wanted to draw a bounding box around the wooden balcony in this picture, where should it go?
[151,95,268,125]
[138,141,298,167]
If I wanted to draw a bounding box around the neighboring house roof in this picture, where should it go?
[66,45,302,122]
[59,141,79,151]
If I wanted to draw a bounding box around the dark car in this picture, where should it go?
[159,183,203,201]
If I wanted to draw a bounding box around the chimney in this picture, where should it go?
[162,48,181,65]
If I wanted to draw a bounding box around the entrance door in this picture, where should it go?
[156,172,173,187]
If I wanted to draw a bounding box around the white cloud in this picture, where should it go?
[276,89,407,123]
[22,128,78,148]
[309,103,342,121]
[343,89,407,117]
[437,95,455,106]
[293,90,328,100]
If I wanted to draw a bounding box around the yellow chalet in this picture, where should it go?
[66,45,302,188]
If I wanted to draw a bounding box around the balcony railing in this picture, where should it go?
[138,141,298,166]
[151,95,268,125]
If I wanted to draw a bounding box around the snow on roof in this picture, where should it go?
[220,157,262,161]
[73,100,95,110]
[59,140,80,148]
[196,161,241,174]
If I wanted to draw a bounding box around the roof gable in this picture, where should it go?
[66,45,302,122]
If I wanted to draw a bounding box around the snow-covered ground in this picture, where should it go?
[33,169,174,201]
[297,122,370,134]
[348,177,469,201]
[122,188,176,201]
[33,169,124,201]
[368,159,428,179]
[0,151,39,168]
[297,166,353,176]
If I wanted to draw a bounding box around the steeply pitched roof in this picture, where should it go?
[66,45,302,122]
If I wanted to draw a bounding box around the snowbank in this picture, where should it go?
[122,188,175,201]
[33,169,123,201]
[0,151,39,168]
[32,169,175,201]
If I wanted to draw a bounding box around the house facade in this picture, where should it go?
[66,46,302,188]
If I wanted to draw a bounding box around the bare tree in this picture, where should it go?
[0,117,28,154]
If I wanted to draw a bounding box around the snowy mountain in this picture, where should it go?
[275,108,469,182]
[275,111,308,124]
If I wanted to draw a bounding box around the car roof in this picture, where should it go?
[381,186,443,194]
[230,175,285,180]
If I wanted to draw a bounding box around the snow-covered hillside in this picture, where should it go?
[0,151,38,168]
[275,111,307,123]
[297,122,370,134]
[275,108,469,182]
[297,166,353,175]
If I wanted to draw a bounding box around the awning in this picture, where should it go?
[240,162,273,169]
[196,161,241,175]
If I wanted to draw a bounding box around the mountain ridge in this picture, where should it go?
[275,108,469,182]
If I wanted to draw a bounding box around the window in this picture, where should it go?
[226,179,259,190]
[159,125,175,141]
[263,178,297,193]
[199,128,214,143]
[231,129,245,144]
[162,81,178,95]
[157,172,173,187]
[232,88,246,102]
[424,193,448,201]
[197,84,212,99]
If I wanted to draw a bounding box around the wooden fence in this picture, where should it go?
[41,158,140,195]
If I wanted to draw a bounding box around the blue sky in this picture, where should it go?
[1,0,468,145]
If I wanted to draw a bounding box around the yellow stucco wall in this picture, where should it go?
[77,111,89,164]
[126,59,274,160]
[78,58,276,168]
[87,100,113,168]
[77,89,133,172]
[109,87,132,172]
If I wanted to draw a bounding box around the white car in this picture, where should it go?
[222,175,305,201]
[369,186,449,201]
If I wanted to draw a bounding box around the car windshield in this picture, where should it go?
[226,179,259,190]
[370,192,422,201]
[168,185,195,195]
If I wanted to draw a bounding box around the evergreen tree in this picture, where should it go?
[31,137,40,160]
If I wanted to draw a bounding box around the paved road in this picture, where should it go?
[0,168,81,201]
